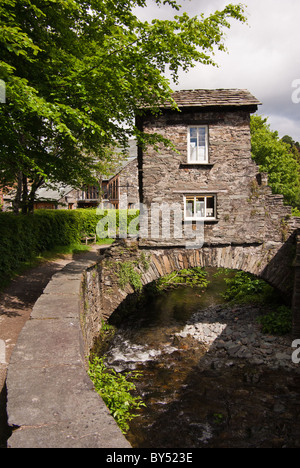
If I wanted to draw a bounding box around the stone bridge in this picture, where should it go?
[7,229,300,448]
[82,229,300,357]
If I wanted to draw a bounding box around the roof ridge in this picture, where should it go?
[162,88,262,108]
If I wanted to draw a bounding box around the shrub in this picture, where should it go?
[156,267,209,291]
[222,271,275,304]
[88,356,145,434]
[257,306,292,335]
[0,209,139,288]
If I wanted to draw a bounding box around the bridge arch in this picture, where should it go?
[97,237,297,326]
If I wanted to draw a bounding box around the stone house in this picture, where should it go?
[34,184,102,210]
[105,156,139,209]
[77,185,101,209]
[0,186,16,211]
[33,185,80,210]
[32,141,139,211]
[136,88,295,247]
[33,149,139,211]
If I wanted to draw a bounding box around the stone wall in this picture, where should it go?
[119,158,139,209]
[6,249,131,448]
[138,108,298,247]
[81,263,103,358]
[292,230,300,336]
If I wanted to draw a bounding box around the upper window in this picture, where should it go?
[184,195,216,221]
[188,126,208,163]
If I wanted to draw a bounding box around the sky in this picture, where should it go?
[134,0,300,141]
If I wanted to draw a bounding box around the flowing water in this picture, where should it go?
[94,269,300,448]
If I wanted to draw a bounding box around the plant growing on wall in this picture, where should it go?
[156,267,209,291]
[116,252,150,292]
[221,270,276,304]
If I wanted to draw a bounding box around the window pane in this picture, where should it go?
[190,128,198,140]
[198,127,206,143]
[188,127,208,163]
[206,196,215,218]
[197,146,206,161]
[189,128,198,162]
[195,197,205,218]
[185,195,216,220]
[186,198,194,217]
[190,143,197,161]
[197,127,206,161]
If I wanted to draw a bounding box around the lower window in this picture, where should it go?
[184,195,216,221]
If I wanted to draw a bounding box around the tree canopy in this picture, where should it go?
[0,0,247,212]
[250,115,300,210]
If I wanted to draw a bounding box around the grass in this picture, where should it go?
[0,238,115,292]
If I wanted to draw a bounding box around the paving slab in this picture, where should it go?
[31,293,80,320]
[8,319,83,368]
[8,364,130,448]
[43,277,82,296]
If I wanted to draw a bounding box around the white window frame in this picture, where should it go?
[187,126,209,164]
[184,195,217,221]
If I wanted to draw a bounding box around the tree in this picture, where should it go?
[250,115,300,209]
[281,135,300,165]
[0,0,247,213]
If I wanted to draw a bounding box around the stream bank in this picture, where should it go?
[95,268,300,448]
[126,303,300,448]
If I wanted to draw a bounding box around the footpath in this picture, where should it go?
[0,252,76,447]
[0,245,111,448]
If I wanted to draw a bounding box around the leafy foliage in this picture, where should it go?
[88,356,145,434]
[116,253,149,292]
[250,116,300,209]
[156,267,209,291]
[0,0,247,211]
[117,261,144,292]
[257,306,292,335]
[217,269,292,334]
[0,208,138,287]
[222,270,275,304]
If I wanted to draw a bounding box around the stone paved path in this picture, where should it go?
[0,245,102,448]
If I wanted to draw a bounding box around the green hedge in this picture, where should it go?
[0,209,139,287]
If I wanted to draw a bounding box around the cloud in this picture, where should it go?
[135,0,300,140]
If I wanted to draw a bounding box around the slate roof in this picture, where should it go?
[102,140,138,181]
[35,184,74,201]
[143,89,261,109]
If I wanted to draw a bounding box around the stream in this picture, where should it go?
[95,268,300,448]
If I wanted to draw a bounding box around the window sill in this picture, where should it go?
[184,219,218,224]
[180,163,214,168]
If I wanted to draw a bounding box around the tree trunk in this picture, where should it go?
[13,172,22,215]
[28,176,44,214]
[21,174,28,215]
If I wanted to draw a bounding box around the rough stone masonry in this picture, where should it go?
[137,89,299,248]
